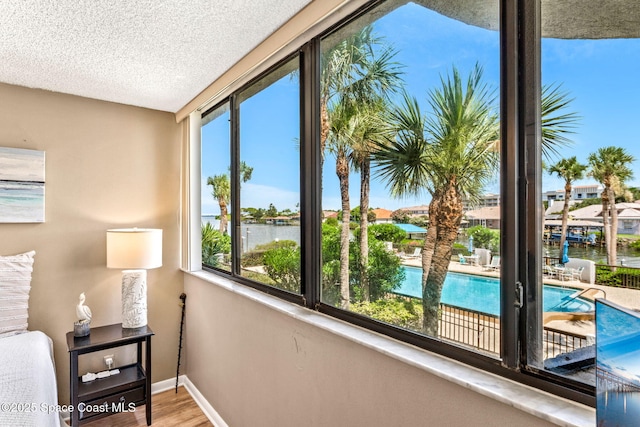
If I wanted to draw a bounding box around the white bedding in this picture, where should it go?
[0,331,61,427]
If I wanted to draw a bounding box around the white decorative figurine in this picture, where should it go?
[74,292,92,337]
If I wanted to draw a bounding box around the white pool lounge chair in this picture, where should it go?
[403,248,421,259]
[483,255,500,271]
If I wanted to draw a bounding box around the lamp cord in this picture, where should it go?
[176,293,187,393]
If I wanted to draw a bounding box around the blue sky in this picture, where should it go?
[202,2,640,214]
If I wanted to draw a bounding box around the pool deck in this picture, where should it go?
[401,257,640,337]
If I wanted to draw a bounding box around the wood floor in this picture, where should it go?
[80,386,214,427]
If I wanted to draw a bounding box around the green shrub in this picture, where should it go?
[467,225,500,253]
[254,239,297,251]
[262,246,301,292]
[201,223,231,267]
[241,250,265,267]
[321,222,405,304]
[368,223,407,244]
[325,217,339,227]
[351,298,423,330]
[451,242,468,256]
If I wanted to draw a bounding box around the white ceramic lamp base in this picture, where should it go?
[122,269,147,328]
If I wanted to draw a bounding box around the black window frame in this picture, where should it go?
[198,0,595,406]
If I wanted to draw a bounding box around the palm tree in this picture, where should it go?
[322,26,403,308]
[375,65,499,335]
[547,156,587,254]
[350,99,397,302]
[207,174,230,233]
[374,66,579,335]
[588,146,635,265]
[325,102,356,308]
[321,26,403,160]
[206,162,253,234]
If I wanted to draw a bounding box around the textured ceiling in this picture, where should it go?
[0,0,312,112]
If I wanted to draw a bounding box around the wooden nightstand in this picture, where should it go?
[66,323,154,426]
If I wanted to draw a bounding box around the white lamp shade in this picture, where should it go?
[107,228,163,269]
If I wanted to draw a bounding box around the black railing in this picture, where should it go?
[386,296,592,359]
[437,303,591,360]
[438,303,500,355]
[542,326,590,360]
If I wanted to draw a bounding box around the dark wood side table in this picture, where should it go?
[66,323,154,426]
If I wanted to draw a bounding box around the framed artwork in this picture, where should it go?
[596,299,640,426]
[0,147,45,223]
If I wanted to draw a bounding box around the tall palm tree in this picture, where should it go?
[350,99,397,302]
[206,162,253,234]
[547,156,587,254]
[375,65,499,335]
[322,26,403,307]
[588,146,635,265]
[325,102,357,308]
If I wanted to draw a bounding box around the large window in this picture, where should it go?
[237,57,301,293]
[319,2,501,354]
[201,57,302,296]
[195,0,640,404]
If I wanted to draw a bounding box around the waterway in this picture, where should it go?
[202,216,640,265]
[202,216,300,251]
[542,243,640,267]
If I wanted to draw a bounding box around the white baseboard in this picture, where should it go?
[151,375,185,394]
[153,375,228,427]
[180,375,229,427]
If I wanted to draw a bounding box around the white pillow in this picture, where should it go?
[0,251,35,337]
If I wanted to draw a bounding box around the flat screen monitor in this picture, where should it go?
[596,299,640,426]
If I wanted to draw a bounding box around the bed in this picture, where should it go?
[0,250,63,426]
[0,331,62,427]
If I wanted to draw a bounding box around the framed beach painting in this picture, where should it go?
[596,299,640,426]
[0,147,45,223]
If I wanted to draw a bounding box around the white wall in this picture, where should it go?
[0,82,182,404]
[184,273,558,427]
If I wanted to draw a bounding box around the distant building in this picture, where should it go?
[400,205,430,216]
[543,184,603,203]
[573,184,603,200]
[544,199,581,220]
[569,202,640,235]
[462,193,500,210]
[323,210,339,222]
[371,208,393,224]
[465,206,501,229]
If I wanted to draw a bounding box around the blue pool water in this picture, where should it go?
[396,267,594,316]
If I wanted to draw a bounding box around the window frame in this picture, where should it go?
[200,54,307,306]
[195,0,595,406]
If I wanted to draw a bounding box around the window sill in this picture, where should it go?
[185,269,595,427]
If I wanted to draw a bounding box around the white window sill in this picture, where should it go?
[186,269,595,427]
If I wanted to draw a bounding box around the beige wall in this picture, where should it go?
[0,82,182,404]
[185,274,556,427]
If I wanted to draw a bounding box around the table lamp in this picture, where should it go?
[107,228,162,328]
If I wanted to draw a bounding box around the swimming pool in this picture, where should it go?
[396,267,594,316]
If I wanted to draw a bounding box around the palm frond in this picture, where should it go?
[541,83,580,161]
